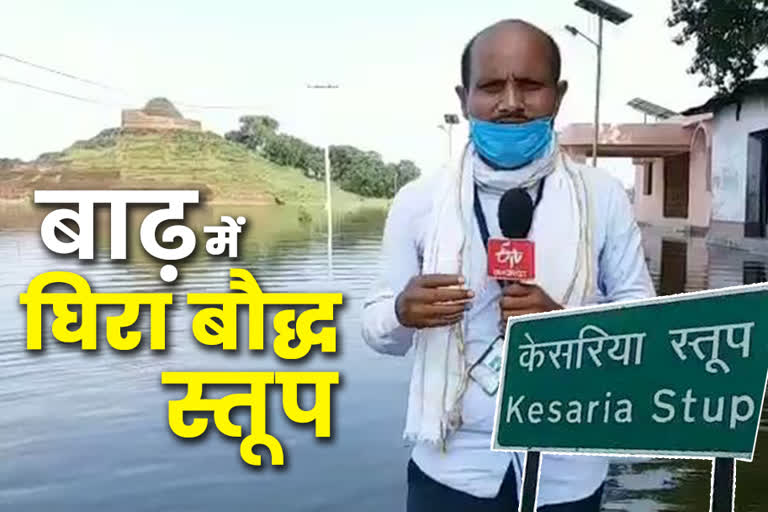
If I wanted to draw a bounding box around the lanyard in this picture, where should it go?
[473,177,547,251]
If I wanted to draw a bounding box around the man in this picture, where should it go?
[361,19,654,511]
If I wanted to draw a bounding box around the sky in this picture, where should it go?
[0,0,751,187]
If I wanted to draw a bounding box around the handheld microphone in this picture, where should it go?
[487,188,536,280]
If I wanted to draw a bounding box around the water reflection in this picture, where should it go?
[1,210,767,511]
[660,240,687,295]
[600,231,768,512]
[603,460,708,511]
[743,261,767,285]
[0,205,407,512]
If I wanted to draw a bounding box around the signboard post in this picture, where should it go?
[491,284,768,512]
[519,451,541,512]
[711,457,735,512]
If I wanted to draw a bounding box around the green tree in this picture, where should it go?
[393,159,420,193]
[225,118,422,197]
[668,0,768,93]
[328,148,421,198]
[225,115,279,151]
[328,145,366,182]
[262,134,324,179]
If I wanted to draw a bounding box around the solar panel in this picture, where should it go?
[627,98,679,119]
[575,0,632,25]
[444,114,460,124]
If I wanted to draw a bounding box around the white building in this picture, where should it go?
[682,78,768,242]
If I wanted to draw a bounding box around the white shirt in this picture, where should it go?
[361,155,655,507]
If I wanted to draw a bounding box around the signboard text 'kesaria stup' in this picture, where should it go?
[491,283,768,460]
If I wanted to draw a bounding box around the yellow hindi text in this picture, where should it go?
[161,371,340,466]
[19,271,172,351]
[188,268,342,358]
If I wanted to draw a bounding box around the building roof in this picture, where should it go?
[682,78,768,115]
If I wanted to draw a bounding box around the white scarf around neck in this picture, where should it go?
[403,137,595,447]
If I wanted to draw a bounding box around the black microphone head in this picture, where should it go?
[498,188,534,238]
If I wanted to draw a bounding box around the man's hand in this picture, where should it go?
[395,274,473,329]
[500,282,562,323]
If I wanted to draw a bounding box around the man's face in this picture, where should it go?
[457,25,567,123]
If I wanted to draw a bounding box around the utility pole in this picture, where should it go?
[306,83,339,277]
[394,167,398,196]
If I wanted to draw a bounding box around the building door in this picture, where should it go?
[745,130,768,238]
[761,136,768,237]
[663,153,690,219]
[761,135,768,237]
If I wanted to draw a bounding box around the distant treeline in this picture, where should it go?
[225,116,420,198]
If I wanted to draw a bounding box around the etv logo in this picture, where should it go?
[496,242,525,269]
[487,238,535,280]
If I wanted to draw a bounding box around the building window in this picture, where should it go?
[644,162,653,195]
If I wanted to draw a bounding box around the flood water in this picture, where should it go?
[1,205,767,511]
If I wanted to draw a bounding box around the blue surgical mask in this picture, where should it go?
[469,116,553,169]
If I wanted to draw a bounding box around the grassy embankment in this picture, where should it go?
[0,129,390,237]
[60,129,388,209]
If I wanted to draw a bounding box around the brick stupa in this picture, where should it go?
[121,97,201,131]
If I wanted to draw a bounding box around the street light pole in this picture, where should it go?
[438,113,460,162]
[565,23,601,167]
[565,0,632,168]
[437,125,452,161]
[306,83,339,277]
[593,15,603,167]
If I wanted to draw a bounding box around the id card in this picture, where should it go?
[468,336,504,396]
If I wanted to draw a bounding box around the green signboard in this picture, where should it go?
[492,283,768,461]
